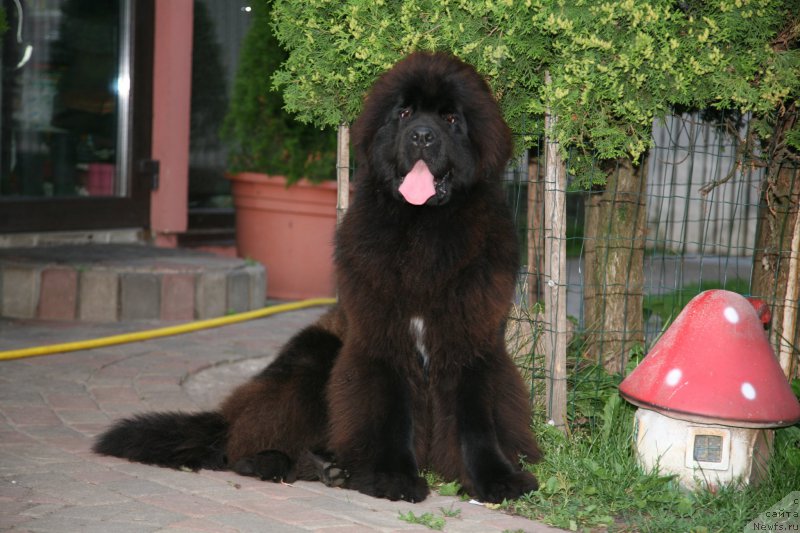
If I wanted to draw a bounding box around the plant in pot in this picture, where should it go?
[222,0,337,300]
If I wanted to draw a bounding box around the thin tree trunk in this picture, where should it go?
[779,202,800,377]
[752,161,800,379]
[543,75,568,429]
[583,157,647,374]
[583,190,600,350]
[526,151,544,305]
[336,123,350,225]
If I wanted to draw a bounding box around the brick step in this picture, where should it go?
[0,244,266,322]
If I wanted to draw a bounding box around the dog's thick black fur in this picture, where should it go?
[94,52,541,503]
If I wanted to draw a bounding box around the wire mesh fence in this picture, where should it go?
[503,110,800,426]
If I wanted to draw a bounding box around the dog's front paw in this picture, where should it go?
[349,471,430,502]
[474,470,539,503]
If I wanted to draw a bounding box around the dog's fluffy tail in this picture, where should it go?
[93,411,228,471]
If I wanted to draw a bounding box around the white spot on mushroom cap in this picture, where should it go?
[723,306,739,324]
[665,368,682,387]
[741,382,756,400]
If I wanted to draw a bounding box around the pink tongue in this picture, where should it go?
[399,160,436,205]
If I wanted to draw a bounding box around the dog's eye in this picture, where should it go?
[399,107,413,119]
[443,113,458,125]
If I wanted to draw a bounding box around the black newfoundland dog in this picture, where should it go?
[95,52,541,504]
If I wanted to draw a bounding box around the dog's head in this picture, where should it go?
[352,52,512,206]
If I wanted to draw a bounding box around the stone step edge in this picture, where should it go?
[0,261,266,322]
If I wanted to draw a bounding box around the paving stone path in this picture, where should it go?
[0,308,560,532]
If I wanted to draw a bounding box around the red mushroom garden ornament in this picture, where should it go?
[619,290,800,490]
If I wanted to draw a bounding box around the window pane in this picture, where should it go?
[1,0,127,199]
[693,434,723,463]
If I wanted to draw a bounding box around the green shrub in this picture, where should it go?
[221,0,335,184]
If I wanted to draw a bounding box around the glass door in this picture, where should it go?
[0,0,153,232]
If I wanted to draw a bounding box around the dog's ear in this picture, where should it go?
[352,54,420,165]
[471,101,512,181]
[458,69,512,181]
[351,88,390,166]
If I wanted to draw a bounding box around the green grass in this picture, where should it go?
[398,510,446,530]
[502,366,800,532]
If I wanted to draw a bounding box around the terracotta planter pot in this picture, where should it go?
[227,172,337,300]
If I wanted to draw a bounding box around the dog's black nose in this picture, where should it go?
[409,126,435,147]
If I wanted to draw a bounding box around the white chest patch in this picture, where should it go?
[409,316,429,365]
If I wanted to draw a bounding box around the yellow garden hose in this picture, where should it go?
[0,297,336,362]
